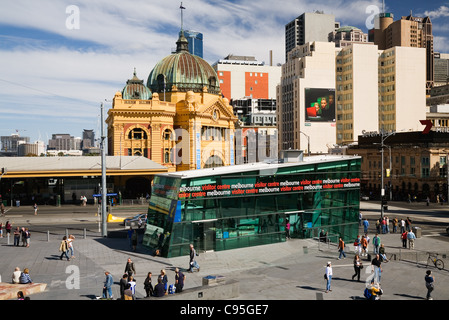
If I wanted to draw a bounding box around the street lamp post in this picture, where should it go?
[101,102,107,237]
[379,131,395,219]
[299,131,311,156]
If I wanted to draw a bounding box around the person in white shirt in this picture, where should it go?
[325,262,332,293]
[12,267,21,284]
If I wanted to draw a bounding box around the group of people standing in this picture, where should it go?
[1,222,31,248]
[101,257,187,300]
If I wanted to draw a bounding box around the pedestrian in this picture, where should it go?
[101,271,114,300]
[361,235,368,257]
[392,217,398,233]
[373,233,381,254]
[154,277,166,297]
[144,272,154,298]
[127,228,134,250]
[175,267,185,293]
[188,244,200,273]
[406,217,412,232]
[119,274,128,300]
[353,235,361,255]
[21,227,27,247]
[5,220,11,236]
[13,227,20,246]
[375,219,381,234]
[363,218,369,233]
[337,237,346,260]
[0,223,3,238]
[59,236,70,261]
[12,267,21,284]
[0,202,4,216]
[385,216,390,233]
[407,228,416,249]
[19,268,32,284]
[401,230,408,248]
[128,275,136,297]
[381,217,386,234]
[359,211,363,226]
[124,258,136,278]
[425,270,435,300]
[24,228,30,247]
[352,254,362,281]
[159,269,168,293]
[33,203,38,215]
[371,254,382,284]
[131,229,138,251]
[67,235,75,259]
[324,262,332,293]
[285,219,291,239]
[400,218,406,233]
[123,283,134,300]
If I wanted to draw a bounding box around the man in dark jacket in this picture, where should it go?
[175,267,185,293]
[154,277,166,297]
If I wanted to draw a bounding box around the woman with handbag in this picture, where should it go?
[352,254,362,281]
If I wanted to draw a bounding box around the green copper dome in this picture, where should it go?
[147,31,220,96]
[122,69,152,100]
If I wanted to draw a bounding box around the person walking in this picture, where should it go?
[363,218,369,234]
[401,230,408,248]
[33,203,38,215]
[59,236,70,261]
[5,221,11,236]
[67,235,75,259]
[119,274,128,300]
[0,202,5,216]
[175,267,185,293]
[425,270,435,300]
[337,237,346,260]
[353,235,361,255]
[285,219,291,239]
[392,217,398,233]
[407,228,416,249]
[101,271,114,300]
[371,254,382,284]
[188,244,200,273]
[144,272,154,298]
[124,258,136,278]
[352,254,362,281]
[128,276,136,297]
[324,262,332,293]
[373,233,381,254]
[406,217,412,232]
[400,218,406,233]
[361,235,368,257]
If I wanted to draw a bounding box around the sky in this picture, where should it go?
[1,0,449,145]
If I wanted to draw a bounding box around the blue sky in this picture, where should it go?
[0,0,448,145]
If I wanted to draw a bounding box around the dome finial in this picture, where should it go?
[180,2,186,31]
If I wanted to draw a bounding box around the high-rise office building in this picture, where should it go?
[277,41,337,154]
[369,12,434,94]
[434,53,449,87]
[285,11,339,61]
[181,30,203,58]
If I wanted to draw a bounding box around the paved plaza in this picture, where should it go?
[0,201,448,305]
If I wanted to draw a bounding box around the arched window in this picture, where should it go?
[128,128,147,140]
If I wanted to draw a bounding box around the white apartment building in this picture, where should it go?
[277,41,337,154]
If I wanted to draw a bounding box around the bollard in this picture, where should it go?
[7,233,10,245]
[83,228,86,239]
[66,229,69,238]
[47,230,50,242]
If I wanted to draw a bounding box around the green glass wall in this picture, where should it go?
[142,158,361,257]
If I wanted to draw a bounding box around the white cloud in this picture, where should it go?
[425,5,449,19]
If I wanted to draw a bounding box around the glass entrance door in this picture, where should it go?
[194,220,216,252]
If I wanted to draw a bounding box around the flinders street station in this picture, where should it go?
[106,30,238,172]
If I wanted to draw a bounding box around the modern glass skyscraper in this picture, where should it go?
[181,30,203,58]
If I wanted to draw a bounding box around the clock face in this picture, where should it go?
[213,110,218,120]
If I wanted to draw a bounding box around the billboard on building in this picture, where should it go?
[305,88,336,122]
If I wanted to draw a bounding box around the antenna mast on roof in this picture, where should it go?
[180,2,186,31]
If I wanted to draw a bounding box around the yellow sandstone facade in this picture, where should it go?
[106,32,237,172]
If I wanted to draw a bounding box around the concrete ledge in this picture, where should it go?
[0,283,47,300]
[146,279,239,300]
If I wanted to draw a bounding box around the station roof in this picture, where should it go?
[0,156,167,178]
